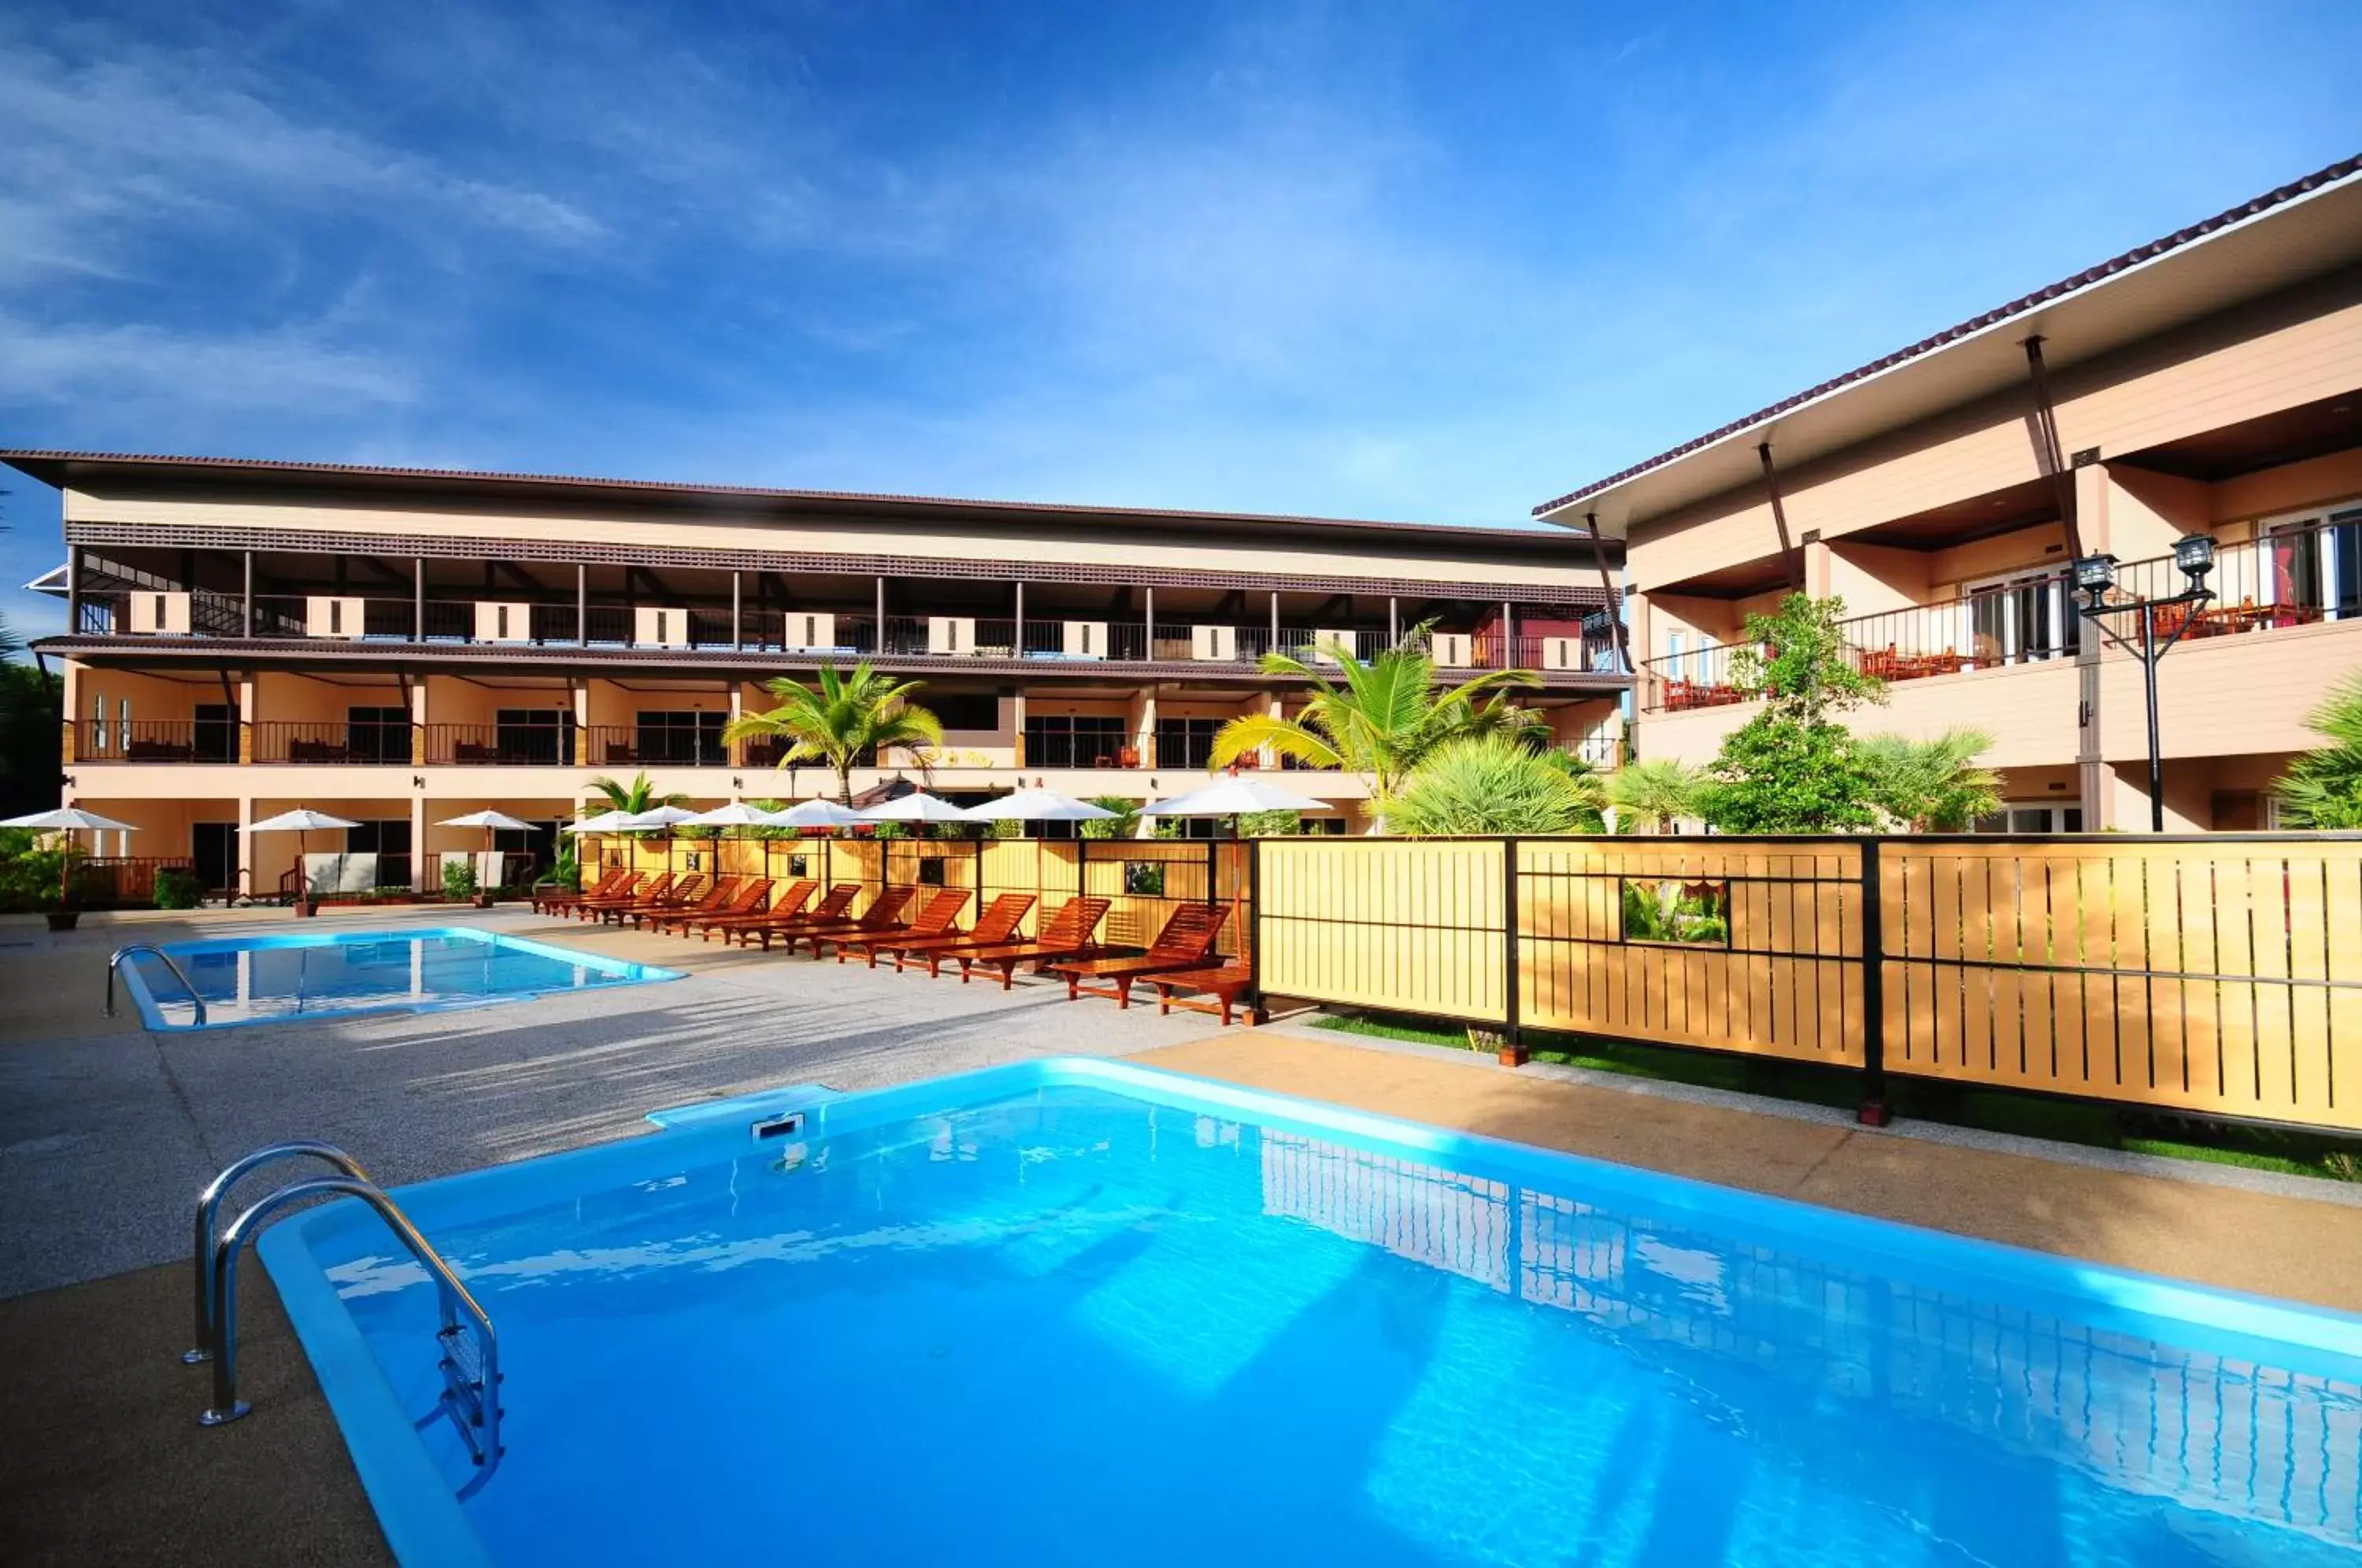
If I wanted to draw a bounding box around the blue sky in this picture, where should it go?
[2,0,2358,645]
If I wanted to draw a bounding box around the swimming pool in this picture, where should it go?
[262,1059,2362,1566]
[118,927,679,1029]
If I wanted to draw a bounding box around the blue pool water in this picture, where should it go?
[120,927,679,1029]
[264,1061,2362,1567]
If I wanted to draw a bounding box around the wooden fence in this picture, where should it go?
[1253,834,2362,1135]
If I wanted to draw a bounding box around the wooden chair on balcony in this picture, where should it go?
[1049,903,1234,1009]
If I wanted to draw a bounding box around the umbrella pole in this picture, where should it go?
[294,829,310,918]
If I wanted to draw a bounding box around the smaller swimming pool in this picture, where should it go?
[117,927,680,1030]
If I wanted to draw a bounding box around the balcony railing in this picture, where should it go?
[583,724,731,768]
[65,587,1624,677]
[423,723,576,767]
[250,720,415,764]
[68,719,241,764]
[1639,518,2360,712]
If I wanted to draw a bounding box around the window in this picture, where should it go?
[346,706,411,763]
[1024,715,1127,768]
[192,823,237,893]
[1971,804,2084,834]
[494,708,572,764]
[2266,503,2362,622]
[194,702,239,764]
[1964,569,2078,667]
[345,819,413,889]
[635,709,726,765]
[932,693,1001,731]
[1153,716,1223,770]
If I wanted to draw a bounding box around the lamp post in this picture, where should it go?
[2069,535,2217,832]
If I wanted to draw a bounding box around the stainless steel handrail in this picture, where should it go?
[198,1175,503,1473]
[184,1141,372,1363]
[106,943,208,1026]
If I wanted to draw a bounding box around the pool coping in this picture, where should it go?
[115,925,683,1031]
[258,1055,2362,1567]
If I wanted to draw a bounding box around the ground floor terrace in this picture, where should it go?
[5,902,2362,1563]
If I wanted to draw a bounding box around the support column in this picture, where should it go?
[242,551,254,638]
[1010,689,1027,774]
[1757,443,1805,594]
[1387,596,1399,644]
[731,571,743,653]
[1013,580,1025,655]
[410,793,428,893]
[1501,600,1515,669]
[238,676,256,764]
[413,557,424,642]
[409,675,428,767]
[876,575,886,644]
[65,545,83,633]
[1269,591,1279,644]
[1143,586,1154,660]
[237,796,255,902]
[576,563,587,645]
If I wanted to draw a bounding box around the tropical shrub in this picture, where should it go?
[1078,794,1142,840]
[2275,674,2362,830]
[153,867,205,909]
[724,662,943,804]
[1859,728,2003,831]
[1386,735,1604,837]
[1705,594,1886,833]
[1605,758,1709,834]
[441,860,479,900]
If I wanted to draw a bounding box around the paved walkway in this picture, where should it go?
[0,904,1225,1300]
[1138,1028,2362,1313]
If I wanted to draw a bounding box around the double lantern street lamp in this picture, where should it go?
[2068,534,2218,833]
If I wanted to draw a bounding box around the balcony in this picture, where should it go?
[1641,516,2358,716]
[68,592,1620,677]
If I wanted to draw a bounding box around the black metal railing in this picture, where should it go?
[69,719,242,764]
[250,720,414,764]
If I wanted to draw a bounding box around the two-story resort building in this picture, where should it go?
[1535,153,2362,832]
[10,454,1625,897]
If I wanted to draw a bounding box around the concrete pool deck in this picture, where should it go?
[6,904,2362,1563]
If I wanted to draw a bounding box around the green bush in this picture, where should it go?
[441,860,479,900]
[153,867,204,909]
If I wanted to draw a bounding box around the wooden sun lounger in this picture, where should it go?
[574,872,670,919]
[948,897,1113,990]
[771,885,918,956]
[597,873,710,926]
[1050,903,1234,1008]
[816,887,969,962]
[1149,963,1253,1025]
[651,877,769,935]
[727,884,861,949]
[694,879,816,941]
[534,867,631,915]
[623,875,738,930]
[871,893,1036,972]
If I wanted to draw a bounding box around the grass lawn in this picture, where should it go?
[1313,1011,2362,1185]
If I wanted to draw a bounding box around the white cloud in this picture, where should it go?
[0,310,413,413]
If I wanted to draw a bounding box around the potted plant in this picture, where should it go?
[442,858,481,907]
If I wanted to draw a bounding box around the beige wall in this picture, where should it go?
[2096,615,2362,763]
[1627,273,2362,593]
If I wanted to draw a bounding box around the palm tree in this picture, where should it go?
[583,771,690,836]
[1859,728,2002,832]
[723,661,944,805]
[1605,758,1709,834]
[1208,627,1542,819]
[1387,735,1605,836]
[2275,674,2362,830]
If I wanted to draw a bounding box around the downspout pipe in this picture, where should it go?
[1580,512,1632,676]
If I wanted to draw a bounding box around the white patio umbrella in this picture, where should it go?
[562,808,640,834]
[242,808,361,913]
[858,790,976,825]
[1137,778,1333,820]
[435,808,536,852]
[676,801,779,829]
[757,799,866,830]
[617,805,702,831]
[0,806,141,904]
[960,788,1119,823]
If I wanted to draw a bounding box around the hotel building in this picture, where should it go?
[13,457,1624,897]
[1535,154,2362,832]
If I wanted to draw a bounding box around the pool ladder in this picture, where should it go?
[106,944,207,1026]
[186,1141,504,1476]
